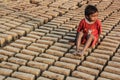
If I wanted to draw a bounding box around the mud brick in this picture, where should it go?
[42,71,64,80]
[0,61,19,70]
[15,40,31,46]
[46,11,59,18]
[5,77,21,80]
[43,24,58,28]
[54,61,76,71]
[18,66,41,76]
[40,13,53,20]
[51,31,66,35]
[27,34,40,39]
[86,56,107,65]
[48,66,70,76]
[100,71,120,80]
[54,28,69,33]
[27,61,48,71]
[46,34,62,38]
[31,43,49,49]
[40,53,59,61]
[20,24,34,31]
[97,77,111,80]
[104,66,120,75]
[11,29,26,37]
[35,29,50,33]
[54,42,71,48]
[94,49,114,56]
[72,71,95,80]
[112,56,120,62]
[65,53,83,60]
[0,34,12,43]
[27,45,45,53]
[0,49,15,57]
[25,21,38,29]
[30,31,45,36]
[103,38,119,44]
[100,41,118,48]
[82,61,103,71]
[59,39,69,43]
[4,46,21,53]
[62,24,76,28]
[39,26,53,32]
[0,75,5,80]
[0,24,11,30]
[64,35,75,40]
[46,49,64,57]
[37,16,48,23]
[10,43,26,49]
[66,76,83,80]
[47,22,61,27]
[8,21,21,25]
[0,54,8,61]
[15,53,34,61]
[4,31,18,40]
[35,57,55,65]
[108,61,120,68]
[51,20,64,25]
[16,27,31,34]
[32,17,45,25]
[60,57,80,65]
[0,37,5,46]
[21,49,39,56]
[4,22,16,28]
[20,37,36,42]
[77,66,99,76]
[37,39,53,45]
[97,45,116,52]
[0,68,13,76]
[90,53,110,60]
[37,77,52,80]
[8,57,27,66]
[42,36,58,42]
[0,28,6,33]
[12,71,35,80]
[50,46,68,52]
[59,26,73,30]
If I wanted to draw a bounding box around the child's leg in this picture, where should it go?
[69,32,78,45]
[77,34,94,56]
[76,31,83,51]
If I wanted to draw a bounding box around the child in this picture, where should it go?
[72,5,102,56]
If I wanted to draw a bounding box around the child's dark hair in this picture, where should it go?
[85,5,98,16]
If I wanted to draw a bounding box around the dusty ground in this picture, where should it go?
[0,0,120,80]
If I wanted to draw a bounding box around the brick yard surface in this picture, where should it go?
[0,0,120,80]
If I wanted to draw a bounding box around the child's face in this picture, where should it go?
[86,12,98,22]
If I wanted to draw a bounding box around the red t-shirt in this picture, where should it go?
[77,18,102,47]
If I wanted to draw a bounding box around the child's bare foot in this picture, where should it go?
[69,40,75,45]
[76,51,84,57]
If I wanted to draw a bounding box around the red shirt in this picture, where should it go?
[77,18,102,47]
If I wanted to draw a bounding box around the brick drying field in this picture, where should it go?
[0,0,120,80]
